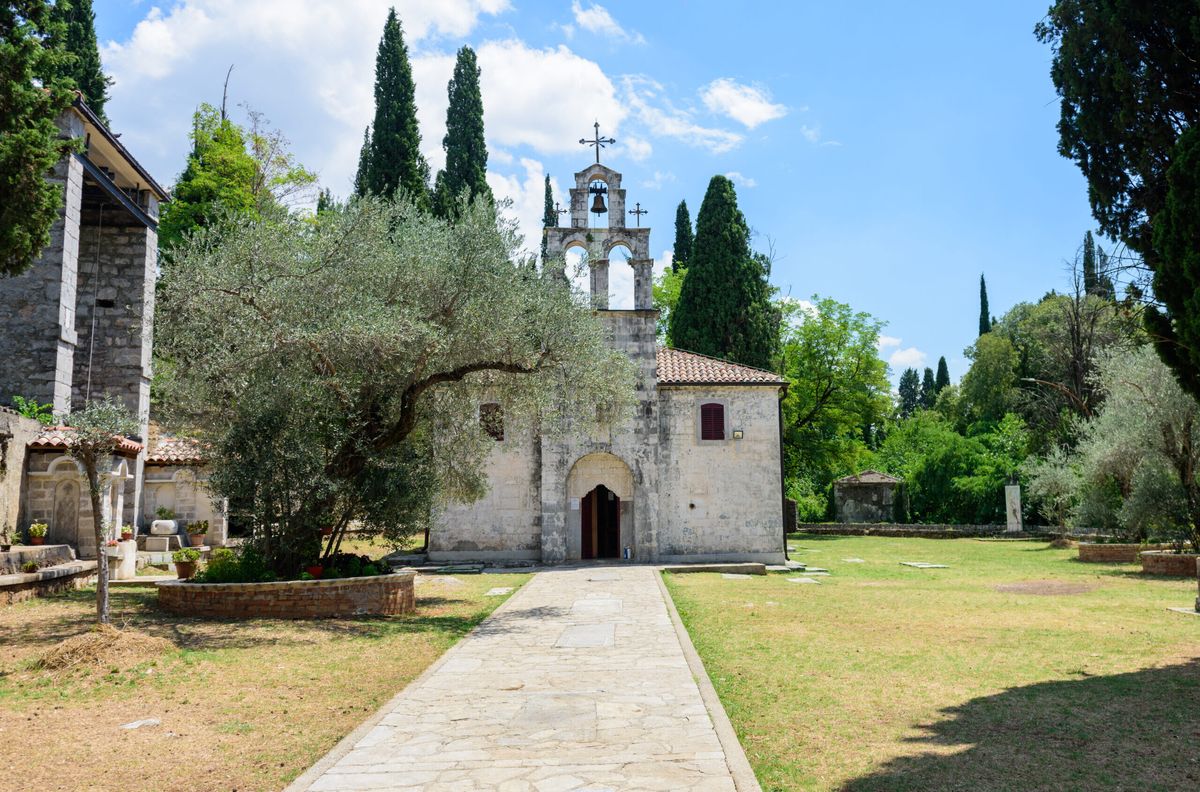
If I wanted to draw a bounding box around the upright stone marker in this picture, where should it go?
[1005,483,1022,533]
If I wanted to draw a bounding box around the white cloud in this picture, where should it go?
[488,157,562,257]
[877,335,902,350]
[724,171,756,189]
[799,124,821,143]
[617,135,652,161]
[622,76,742,154]
[640,170,674,190]
[568,1,645,44]
[888,347,928,370]
[700,78,786,129]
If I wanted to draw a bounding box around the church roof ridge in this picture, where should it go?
[656,346,788,387]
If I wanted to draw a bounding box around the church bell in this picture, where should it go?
[590,191,608,215]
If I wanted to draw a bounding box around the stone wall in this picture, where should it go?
[142,464,228,546]
[1078,543,1171,563]
[24,450,134,558]
[798,523,1029,538]
[0,410,40,540]
[656,384,785,562]
[1139,551,1199,577]
[156,571,416,618]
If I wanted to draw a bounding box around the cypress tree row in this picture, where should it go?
[669,175,777,369]
[979,273,991,335]
[935,356,951,392]
[49,0,110,120]
[356,8,428,207]
[672,199,693,272]
[434,46,490,218]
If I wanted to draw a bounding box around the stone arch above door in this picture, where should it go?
[566,452,634,501]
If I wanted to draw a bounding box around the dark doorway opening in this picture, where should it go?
[581,484,621,559]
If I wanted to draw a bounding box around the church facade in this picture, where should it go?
[430,154,788,564]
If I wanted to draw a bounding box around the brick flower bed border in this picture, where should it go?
[156,570,416,619]
[1139,551,1200,578]
[1078,543,1170,563]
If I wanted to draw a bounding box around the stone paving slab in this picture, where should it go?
[289,566,750,792]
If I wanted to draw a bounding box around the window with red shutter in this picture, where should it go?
[480,402,504,441]
[700,402,725,440]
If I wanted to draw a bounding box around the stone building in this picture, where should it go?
[142,435,228,547]
[430,150,788,564]
[833,470,903,523]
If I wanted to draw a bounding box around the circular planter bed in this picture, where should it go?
[1078,543,1169,563]
[156,570,415,619]
[1139,551,1200,577]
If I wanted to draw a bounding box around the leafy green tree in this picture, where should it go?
[979,273,991,336]
[669,175,777,369]
[959,333,1017,427]
[898,367,920,418]
[157,196,635,576]
[935,356,950,392]
[433,46,490,218]
[48,0,109,120]
[672,199,693,272]
[651,265,686,343]
[778,296,891,501]
[356,8,428,207]
[1036,2,1200,395]
[919,367,936,408]
[0,2,77,277]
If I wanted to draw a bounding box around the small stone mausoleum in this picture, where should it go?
[833,470,903,523]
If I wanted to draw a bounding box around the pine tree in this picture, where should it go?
[540,174,554,263]
[898,368,921,417]
[979,273,991,335]
[935,356,951,392]
[434,46,490,218]
[49,0,110,121]
[316,188,335,215]
[920,367,936,408]
[1082,230,1098,295]
[670,175,777,369]
[356,8,428,207]
[673,200,693,272]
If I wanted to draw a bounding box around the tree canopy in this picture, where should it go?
[434,46,490,218]
[48,0,109,120]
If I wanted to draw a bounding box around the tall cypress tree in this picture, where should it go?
[673,199,693,272]
[434,46,490,217]
[1082,230,1098,294]
[540,174,554,263]
[920,367,936,408]
[979,273,991,336]
[49,0,110,121]
[356,8,428,207]
[935,356,951,392]
[669,175,777,369]
[898,368,921,417]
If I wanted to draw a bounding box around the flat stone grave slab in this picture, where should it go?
[571,598,621,616]
[555,623,616,648]
[1168,607,1200,616]
[901,562,949,569]
[804,567,829,573]
[805,571,831,577]
[785,559,806,569]
[721,573,752,579]
[787,577,820,584]
[843,558,866,563]
[484,587,514,596]
[662,562,767,575]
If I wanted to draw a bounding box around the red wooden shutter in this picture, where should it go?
[700,403,725,440]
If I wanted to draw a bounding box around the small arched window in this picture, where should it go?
[480,402,504,441]
[700,402,725,440]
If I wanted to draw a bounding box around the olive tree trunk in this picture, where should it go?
[82,454,110,625]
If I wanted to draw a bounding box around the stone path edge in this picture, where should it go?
[281,579,531,792]
[654,570,763,792]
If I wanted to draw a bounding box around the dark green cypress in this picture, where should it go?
[356,8,428,207]
[935,356,951,392]
[669,175,777,369]
[434,46,490,217]
[898,368,921,417]
[979,273,991,336]
[1082,230,1098,294]
[540,174,554,263]
[920,367,936,408]
[673,199,693,272]
[49,0,110,121]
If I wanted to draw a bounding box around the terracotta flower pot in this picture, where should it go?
[30,536,44,546]
[120,532,133,542]
[305,565,324,579]
[175,560,197,580]
[189,534,206,548]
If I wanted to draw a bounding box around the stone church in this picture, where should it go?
[430,144,788,564]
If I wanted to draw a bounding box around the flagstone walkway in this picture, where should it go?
[287,566,754,792]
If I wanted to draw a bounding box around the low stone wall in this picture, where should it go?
[796,523,1038,539]
[0,544,76,574]
[156,571,416,619]
[1,560,98,605]
[1139,551,1200,577]
[1078,543,1170,563]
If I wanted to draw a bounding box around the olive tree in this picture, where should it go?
[157,196,635,575]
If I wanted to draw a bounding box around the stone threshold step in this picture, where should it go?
[661,562,767,576]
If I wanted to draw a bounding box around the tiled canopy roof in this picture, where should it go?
[29,426,144,457]
[655,347,787,386]
[146,436,206,465]
[836,470,902,485]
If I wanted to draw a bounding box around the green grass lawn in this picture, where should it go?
[665,534,1200,792]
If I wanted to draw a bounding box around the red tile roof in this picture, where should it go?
[29,426,144,457]
[655,347,787,386]
[836,470,902,485]
[146,436,206,465]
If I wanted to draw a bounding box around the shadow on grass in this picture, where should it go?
[841,659,1200,792]
[787,533,848,542]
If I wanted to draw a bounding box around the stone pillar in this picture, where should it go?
[1005,484,1022,533]
[590,258,609,308]
[631,258,654,310]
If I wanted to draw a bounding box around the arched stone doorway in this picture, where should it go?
[566,452,634,560]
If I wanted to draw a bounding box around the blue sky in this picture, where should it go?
[94,1,1095,383]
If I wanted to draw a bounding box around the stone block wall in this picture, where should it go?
[0,410,40,539]
[142,464,228,546]
[156,571,416,618]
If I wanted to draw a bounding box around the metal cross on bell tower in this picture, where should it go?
[579,121,615,164]
[628,202,648,227]
[554,201,567,221]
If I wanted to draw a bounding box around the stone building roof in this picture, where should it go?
[655,347,787,386]
[29,426,144,458]
[835,470,902,486]
[145,435,206,465]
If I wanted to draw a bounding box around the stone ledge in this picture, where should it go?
[661,562,767,576]
[0,560,98,587]
[156,570,417,619]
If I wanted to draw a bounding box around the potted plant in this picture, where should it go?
[187,520,208,547]
[120,524,134,541]
[27,522,48,546]
[172,548,201,580]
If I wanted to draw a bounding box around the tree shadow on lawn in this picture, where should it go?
[788,533,848,542]
[841,658,1200,792]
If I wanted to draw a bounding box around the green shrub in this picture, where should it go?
[172,548,201,563]
[193,546,275,583]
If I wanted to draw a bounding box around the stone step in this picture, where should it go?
[661,562,767,576]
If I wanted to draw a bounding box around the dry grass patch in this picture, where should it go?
[35,624,174,672]
[666,535,1200,792]
[0,572,528,791]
